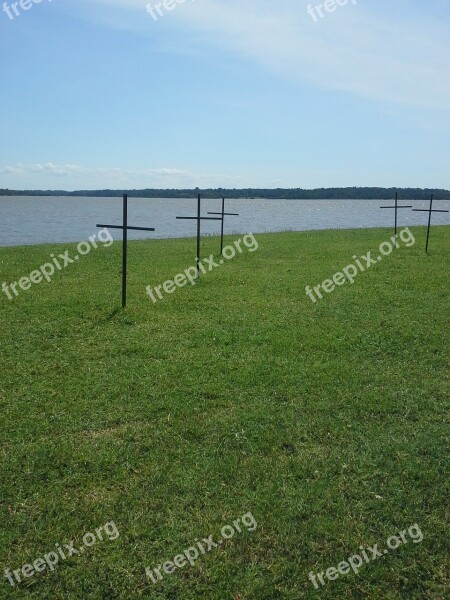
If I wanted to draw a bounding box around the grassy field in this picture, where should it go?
[0,226,449,599]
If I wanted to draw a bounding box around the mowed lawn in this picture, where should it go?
[0,227,449,600]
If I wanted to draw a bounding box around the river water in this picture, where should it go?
[0,196,448,247]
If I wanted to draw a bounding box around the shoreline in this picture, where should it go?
[0,224,448,251]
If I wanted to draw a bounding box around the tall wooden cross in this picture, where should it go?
[176,194,222,279]
[207,197,239,254]
[380,192,412,238]
[412,195,449,254]
[96,194,156,308]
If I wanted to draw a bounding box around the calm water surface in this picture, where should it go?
[0,197,448,247]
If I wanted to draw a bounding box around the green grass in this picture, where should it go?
[0,227,449,599]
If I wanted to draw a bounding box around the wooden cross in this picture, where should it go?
[96,194,155,308]
[176,194,222,279]
[207,197,240,254]
[412,195,449,254]
[380,192,412,238]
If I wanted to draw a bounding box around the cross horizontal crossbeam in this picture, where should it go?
[207,212,240,216]
[96,224,155,232]
[412,209,449,213]
[176,217,221,221]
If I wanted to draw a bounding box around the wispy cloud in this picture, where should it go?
[0,163,246,189]
[85,0,450,111]
[1,163,84,177]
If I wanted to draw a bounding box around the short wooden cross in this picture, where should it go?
[380,192,412,238]
[96,194,156,308]
[176,194,222,279]
[207,197,240,254]
[412,195,449,254]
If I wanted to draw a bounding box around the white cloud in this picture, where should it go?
[0,163,246,189]
[84,0,450,111]
[1,163,84,176]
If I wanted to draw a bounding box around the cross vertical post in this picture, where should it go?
[220,197,225,254]
[197,193,201,276]
[426,195,433,254]
[412,195,449,254]
[394,192,398,238]
[122,194,128,309]
[207,197,239,255]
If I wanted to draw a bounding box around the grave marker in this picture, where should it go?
[97,194,156,308]
[207,197,239,254]
[412,195,449,254]
[176,194,222,278]
[380,192,412,238]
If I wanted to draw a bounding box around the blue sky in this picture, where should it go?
[0,0,449,190]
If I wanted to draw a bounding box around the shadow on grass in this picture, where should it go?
[94,305,135,326]
[106,306,121,321]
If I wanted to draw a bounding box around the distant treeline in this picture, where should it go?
[1,187,449,199]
